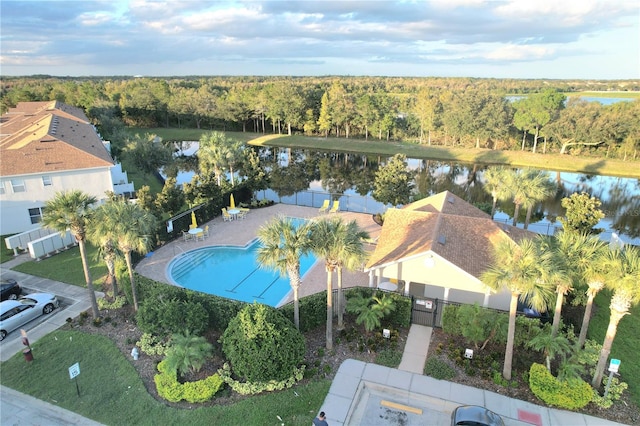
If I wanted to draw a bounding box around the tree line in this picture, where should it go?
[1,75,638,161]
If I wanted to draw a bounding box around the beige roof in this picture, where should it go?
[365,190,535,279]
[0,101,113,177]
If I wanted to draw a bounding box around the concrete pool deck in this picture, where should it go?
[135,204,382,303]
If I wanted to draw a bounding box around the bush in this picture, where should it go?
[592,376,628,409]
[529,363,592,410]
[97,295,127,310]
[375,348,402,368]
[154,359,224,403]
[221,303,305,382]
[217,363,305,395]
[424,357,456,380]
[136,333,169,356]
[136,297,208,336]
[164,333,213,377]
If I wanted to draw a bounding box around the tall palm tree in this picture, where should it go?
[310,217,369,349]
[592,246,640,388]
[256,215,314,330]
[481,238,555,380]
[332,219,369,331]
[576,240,609,348]
[482,166,512,219]
[87,201,122,298]
[42,190,100,318]
[110,199,157,311]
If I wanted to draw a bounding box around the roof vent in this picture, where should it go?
[447,196,454,204]
[437,235,446,245]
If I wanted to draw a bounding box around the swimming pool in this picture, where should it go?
[167,239,318,307]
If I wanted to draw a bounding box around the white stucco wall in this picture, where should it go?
[370,251,512,311]
[0,167,114,234]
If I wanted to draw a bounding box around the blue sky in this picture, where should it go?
[1,0,638,79]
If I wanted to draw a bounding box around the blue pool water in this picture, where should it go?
[167,239,317,307]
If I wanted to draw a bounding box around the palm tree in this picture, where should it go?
[482,166,512,219]
[334,219,369,331]
[256,215,314,330]
[545,231,597,338]
[576,240,609,348]
[505,168,548,227]
[526,327,572,373]
[310,217,369,350]
[481,238,555,380]
[42,190,100,318]
[87,201,122,298]
[110,199,157,311]
[592,246,640,388]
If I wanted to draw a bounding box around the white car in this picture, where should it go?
[0,293,60,341]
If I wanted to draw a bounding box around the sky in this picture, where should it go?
[1,0,639,79]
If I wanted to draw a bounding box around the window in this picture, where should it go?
[29,207,44,224]
[0,182,5,195]
[42,176,53,186]
[10,179,26,193]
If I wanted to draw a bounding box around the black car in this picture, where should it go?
[1,279,21,301]
[451,405,504,426]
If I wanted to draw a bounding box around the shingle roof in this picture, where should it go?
[0,101,114,177]
[365,190,536,279]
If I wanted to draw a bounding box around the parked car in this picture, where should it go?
[0,279,21,301]
[0,293,60,341]
[451,405,504,426]
[517,298,551,323]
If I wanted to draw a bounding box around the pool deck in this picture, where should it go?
[135,204,383,303]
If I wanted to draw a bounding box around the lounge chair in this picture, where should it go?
[329,200,340,213]
[222,208,233,222]
[319,200,330,213]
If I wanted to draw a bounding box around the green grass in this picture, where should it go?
[1,234,17,264]
[0,330,330,426]
[128,128,257,144]
[250,134,640,179]
[12,244,108,288]
[588,291,640,407]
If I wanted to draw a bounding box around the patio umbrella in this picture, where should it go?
[230,194,235,209]
[191,211,198,228]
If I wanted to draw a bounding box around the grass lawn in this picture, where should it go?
[588,291,640,407]
[250,134,640,179]
[12,244,108,288]
[0,330,330,426]
[127,128,257,144]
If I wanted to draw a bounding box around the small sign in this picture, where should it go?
[609,359,621,373]
[424,300,433,310]
[69,362,80,380]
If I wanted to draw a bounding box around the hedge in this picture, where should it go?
[529,363,592,410]
[154,359,224,403]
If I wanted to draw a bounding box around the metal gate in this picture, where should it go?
[411,298,459,328]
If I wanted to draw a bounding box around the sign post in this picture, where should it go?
[604,359,621,398]
[68,362,81,396]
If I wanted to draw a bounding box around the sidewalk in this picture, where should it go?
[316,324,626,426]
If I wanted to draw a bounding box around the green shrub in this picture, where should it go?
[375,348,402,368]
[154,359,224,403]
[529,363,592,410]
[221,303,305,382]
[441,305,462,337]
[591,376,628,409]
[97,295,127,310]
[424,357,456,380]
[136,297,208,336]
[217,363,304,395]
[136,333,169,356]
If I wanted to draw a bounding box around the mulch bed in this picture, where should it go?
[65,306,639,424]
